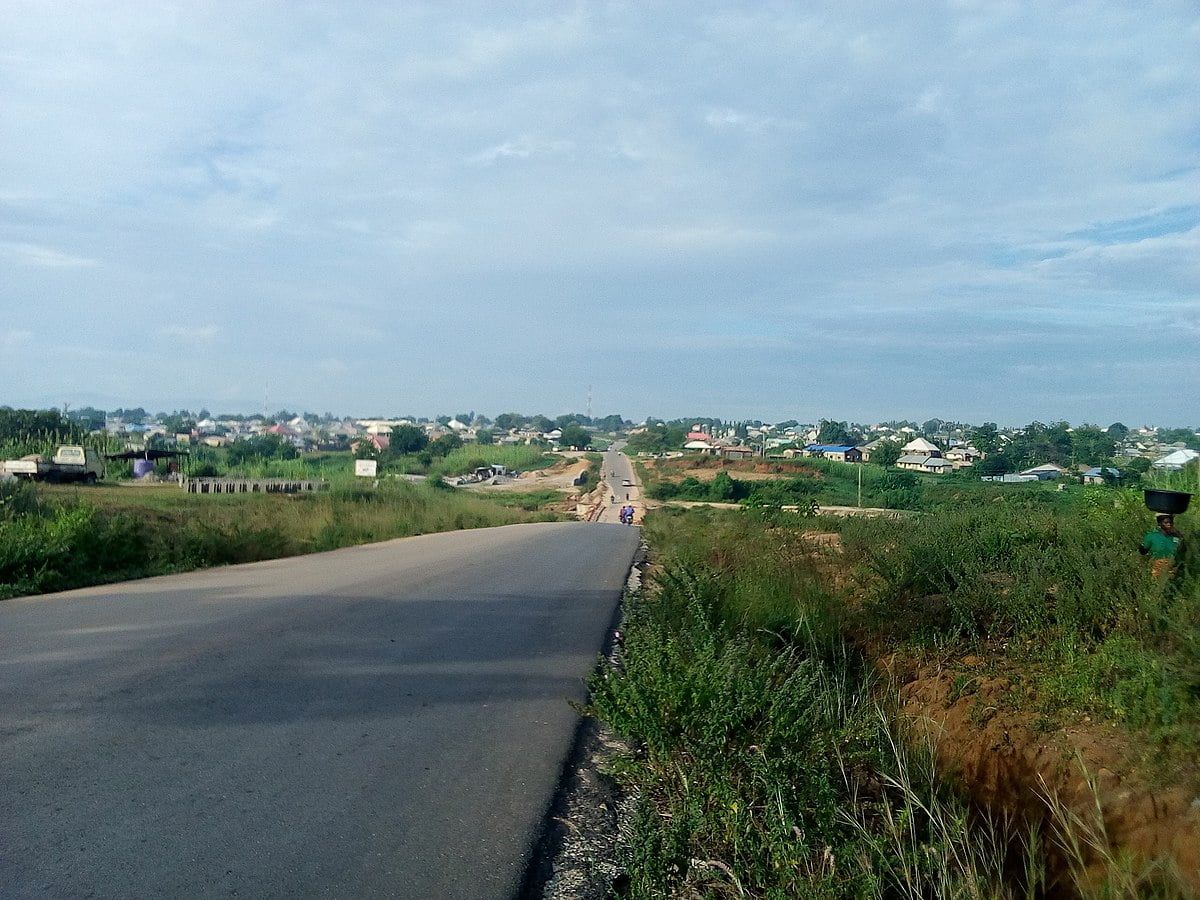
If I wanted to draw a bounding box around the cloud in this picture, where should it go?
[1,241,97,268]
[630,224,779,250]
[159,324,220,344]
[1,2,1198,424]
[1032,225,1200,295]
[468,136,575,165]
[1,328,34,348]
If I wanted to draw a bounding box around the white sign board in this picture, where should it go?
[355,459,378,477]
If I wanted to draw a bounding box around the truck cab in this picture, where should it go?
[50,445,104,483]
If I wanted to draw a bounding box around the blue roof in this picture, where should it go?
[805,444,857,452]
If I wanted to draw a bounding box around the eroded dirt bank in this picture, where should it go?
[892,660,1200,894]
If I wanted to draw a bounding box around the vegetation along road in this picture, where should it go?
[0,521,641,898]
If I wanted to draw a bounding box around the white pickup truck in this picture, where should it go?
[2,445,105,483]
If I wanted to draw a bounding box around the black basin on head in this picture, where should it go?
[1144,489,1191,515]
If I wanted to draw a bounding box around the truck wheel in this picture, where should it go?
[85,473,97,485]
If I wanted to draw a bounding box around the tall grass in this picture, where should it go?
[599,501,1199,895]
[0,479,561,600]
[588,529,1028,897]
[835,490,1200,750]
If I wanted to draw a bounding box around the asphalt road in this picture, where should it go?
[598,448,641,525]
[0,521,640,899]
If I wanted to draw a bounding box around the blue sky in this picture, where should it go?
[2,2,1197,426]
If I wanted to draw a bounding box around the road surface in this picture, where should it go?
[0,522,640,899]
[598,447,642,525]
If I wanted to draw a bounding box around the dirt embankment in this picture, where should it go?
[795,531,1200,893]
[892,660,1200,892]
[641,456,823,483]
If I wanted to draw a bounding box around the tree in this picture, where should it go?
[1016,421,1072,466]
[875,471,922,510]
[529,415,554,434]
[494,413,525,431]
[67,406,107,431]
[922,418,943,436]
[475,428,494,445]
[429,433,463,457]
[390,425,428,455]
[594,414,625,433]
[558,423,591,450]
[817,419,858,445]
[1123,456,1151,476]
[353,438,381,461]
[976,451,1014,476]
[1157,427,1200,450]
[869,439,902,467]
[626,424,688,454]
[556,413,588,430]
[1069,425,1115,467]
[709,471,736,501]
[160,413,196,435]
[1107,422,1129,441]
[227,433,298,465]
[970,423,1001,454]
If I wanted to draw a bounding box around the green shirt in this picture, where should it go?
[1142,530,1182,560]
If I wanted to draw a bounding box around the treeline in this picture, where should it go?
[490,412,628,433]
[972,422,1120,474]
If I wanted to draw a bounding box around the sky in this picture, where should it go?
[2,2,1198,428]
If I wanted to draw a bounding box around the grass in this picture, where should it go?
[395,444,556,479]
[0,478,563,600]
[464,488,566,511]
[591,494,1200,896]
[834,490,1200,753]
[587,524,1028,897]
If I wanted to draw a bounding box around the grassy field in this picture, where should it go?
[0,478,562,600]
[392,444,557,479]
[590,487,1199,896]
[637,453,1173,514]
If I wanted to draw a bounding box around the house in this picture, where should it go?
[1153,448,1199,470]
[353,434,390,454]
[943,446,980,468]
[1020,462,1069,480]
[683,439,718,455]
[900,437,942,457]
[897,453,953,474]
[857,438,887,462]
[722,446,756,461]
[1082,466,1121,485]
[804,444,863,463]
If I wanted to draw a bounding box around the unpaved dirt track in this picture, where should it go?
[0,522,640,899]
